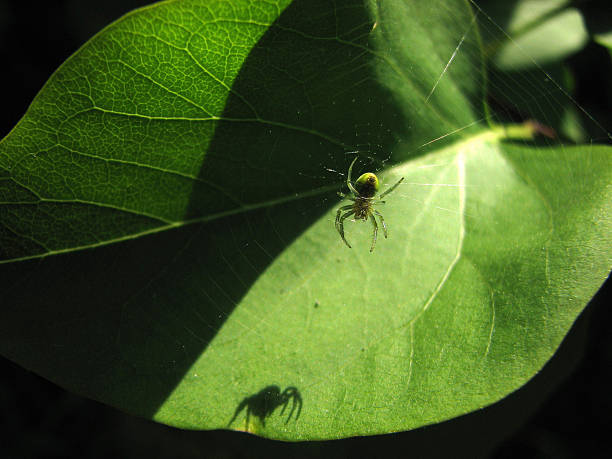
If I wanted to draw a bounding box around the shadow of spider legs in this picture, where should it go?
[227,385,302,428]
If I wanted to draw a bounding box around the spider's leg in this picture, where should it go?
[281,388,302,423]
[374,210,388,238]
[335,205,353,233]
[227,399,248,427]
[279,388,292,421]
[279,389,290,416]
[378,176,404,199]
[279,399,290,421]
[294,391,303,421]
[338,210,355,249]
[370,212,379,252]
[338,191,356,201]
[246,405,252,427]
[249,405,260,427]
[347,157,359,195]
[285,397,297,423]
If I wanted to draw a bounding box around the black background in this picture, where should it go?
[1,1,610,457]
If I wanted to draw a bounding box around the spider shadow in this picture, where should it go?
[227,385,303,429]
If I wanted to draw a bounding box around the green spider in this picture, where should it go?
[335,156,404,252]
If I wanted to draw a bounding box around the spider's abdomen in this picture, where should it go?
[355,172,380,198]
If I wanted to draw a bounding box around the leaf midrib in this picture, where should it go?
[1,125,530,265]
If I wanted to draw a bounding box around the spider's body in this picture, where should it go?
[351,174,378,220]
[335,157,404,252]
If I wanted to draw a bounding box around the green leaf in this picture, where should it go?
[594,31,612,53]
[484,1,589,71]
[579,1,612,56]
[1,0,610,441]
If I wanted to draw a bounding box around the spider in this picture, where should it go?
[335,156,404,252]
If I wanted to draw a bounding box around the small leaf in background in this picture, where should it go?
[594,31,612,51]
[478,0,589,70]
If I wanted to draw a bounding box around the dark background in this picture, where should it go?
[1,1,610,457]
